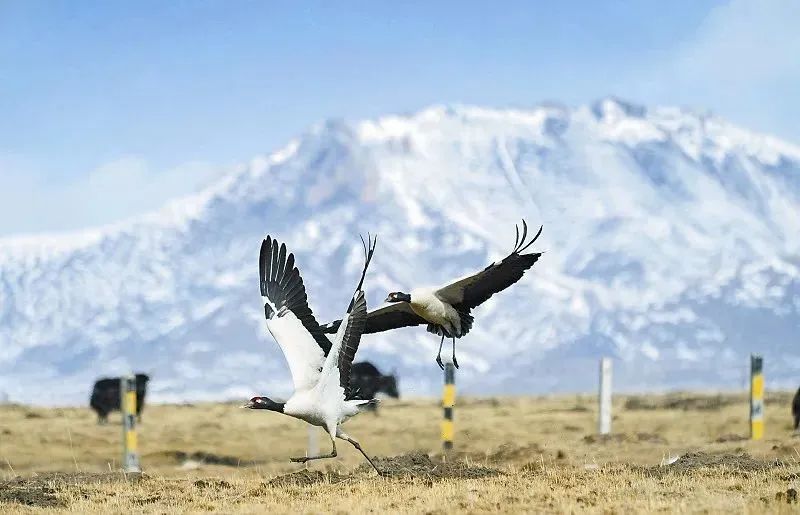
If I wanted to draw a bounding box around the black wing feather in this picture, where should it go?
[366,305,427,333]
[338,235,377,393]
[338,291,368,393]
[453,221,543,311]
[321,302,427,335]
[455,252,541,311]
[259,239,269,296]
[260,236,332,355]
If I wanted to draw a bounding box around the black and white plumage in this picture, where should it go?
[321,220,543,369]
[243,234,382,474]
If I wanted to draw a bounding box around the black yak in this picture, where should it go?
[349,361,399,413]
[89,373,149,424]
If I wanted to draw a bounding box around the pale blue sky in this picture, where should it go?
[1,0,798,236]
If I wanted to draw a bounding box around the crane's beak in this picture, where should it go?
[240,401,254,409]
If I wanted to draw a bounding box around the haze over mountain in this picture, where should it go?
[2,98,799,405]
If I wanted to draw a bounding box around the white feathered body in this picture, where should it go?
[266,307,372,432]
[409,288,463,336]
[283,388,370,428]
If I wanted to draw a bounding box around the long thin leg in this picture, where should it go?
[435,334,445,370]
[451,337,459,369]
[290,431,337,463]
[337,430,382,475]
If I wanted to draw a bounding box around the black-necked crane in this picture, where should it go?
[321,220,542,369]
[242,234,382,474]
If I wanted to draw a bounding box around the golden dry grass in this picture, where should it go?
[1,391,799,513]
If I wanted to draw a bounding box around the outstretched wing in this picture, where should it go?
[337,290,367,395]
[320,301,428,335]
[337,235,377,392]
[320,235,376,396]
[260,235,331,392]
[366,303,427,333]
[435,220,543,310]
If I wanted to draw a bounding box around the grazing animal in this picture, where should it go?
[322,220,543,369]
[89,373,149,424]
[793,387,800,432]
[349,361,399,412]
[242,234,382,474]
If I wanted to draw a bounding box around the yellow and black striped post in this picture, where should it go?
[749,354,764,440]
[441,362,455,451]
[121,374,141,473]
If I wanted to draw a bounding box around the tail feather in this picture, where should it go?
[358,399,380,410]
[458,309,474,335]
[425,309,474,338]
[427,324,449,337]
[345,398,380,412]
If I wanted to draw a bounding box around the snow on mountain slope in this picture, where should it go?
[2,97,799,405]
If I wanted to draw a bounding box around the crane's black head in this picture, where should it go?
[385,292,411,303]
[241,396,285,412]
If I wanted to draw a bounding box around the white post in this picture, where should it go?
[598,357,612,435]
[307,425,318,458]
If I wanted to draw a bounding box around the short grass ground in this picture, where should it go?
[1,391,799,513]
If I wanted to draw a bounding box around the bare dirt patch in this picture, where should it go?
[0,472,137,508]
[546,404,590,413]
[265,469,349,488]
[583,432,667,444]
[714,433,748,443]
[359,451,502,480]
[624,394,738,411]
[0,480,62,508]
[650,451,786,476]
[145,450,260,467]
[778,488,798,504]
[485,443,546,463]
[770,443,800,458]
[193,478,233,490]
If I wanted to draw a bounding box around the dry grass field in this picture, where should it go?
[1,392,799,513]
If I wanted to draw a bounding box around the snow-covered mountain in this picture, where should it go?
[2,98,800,405]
